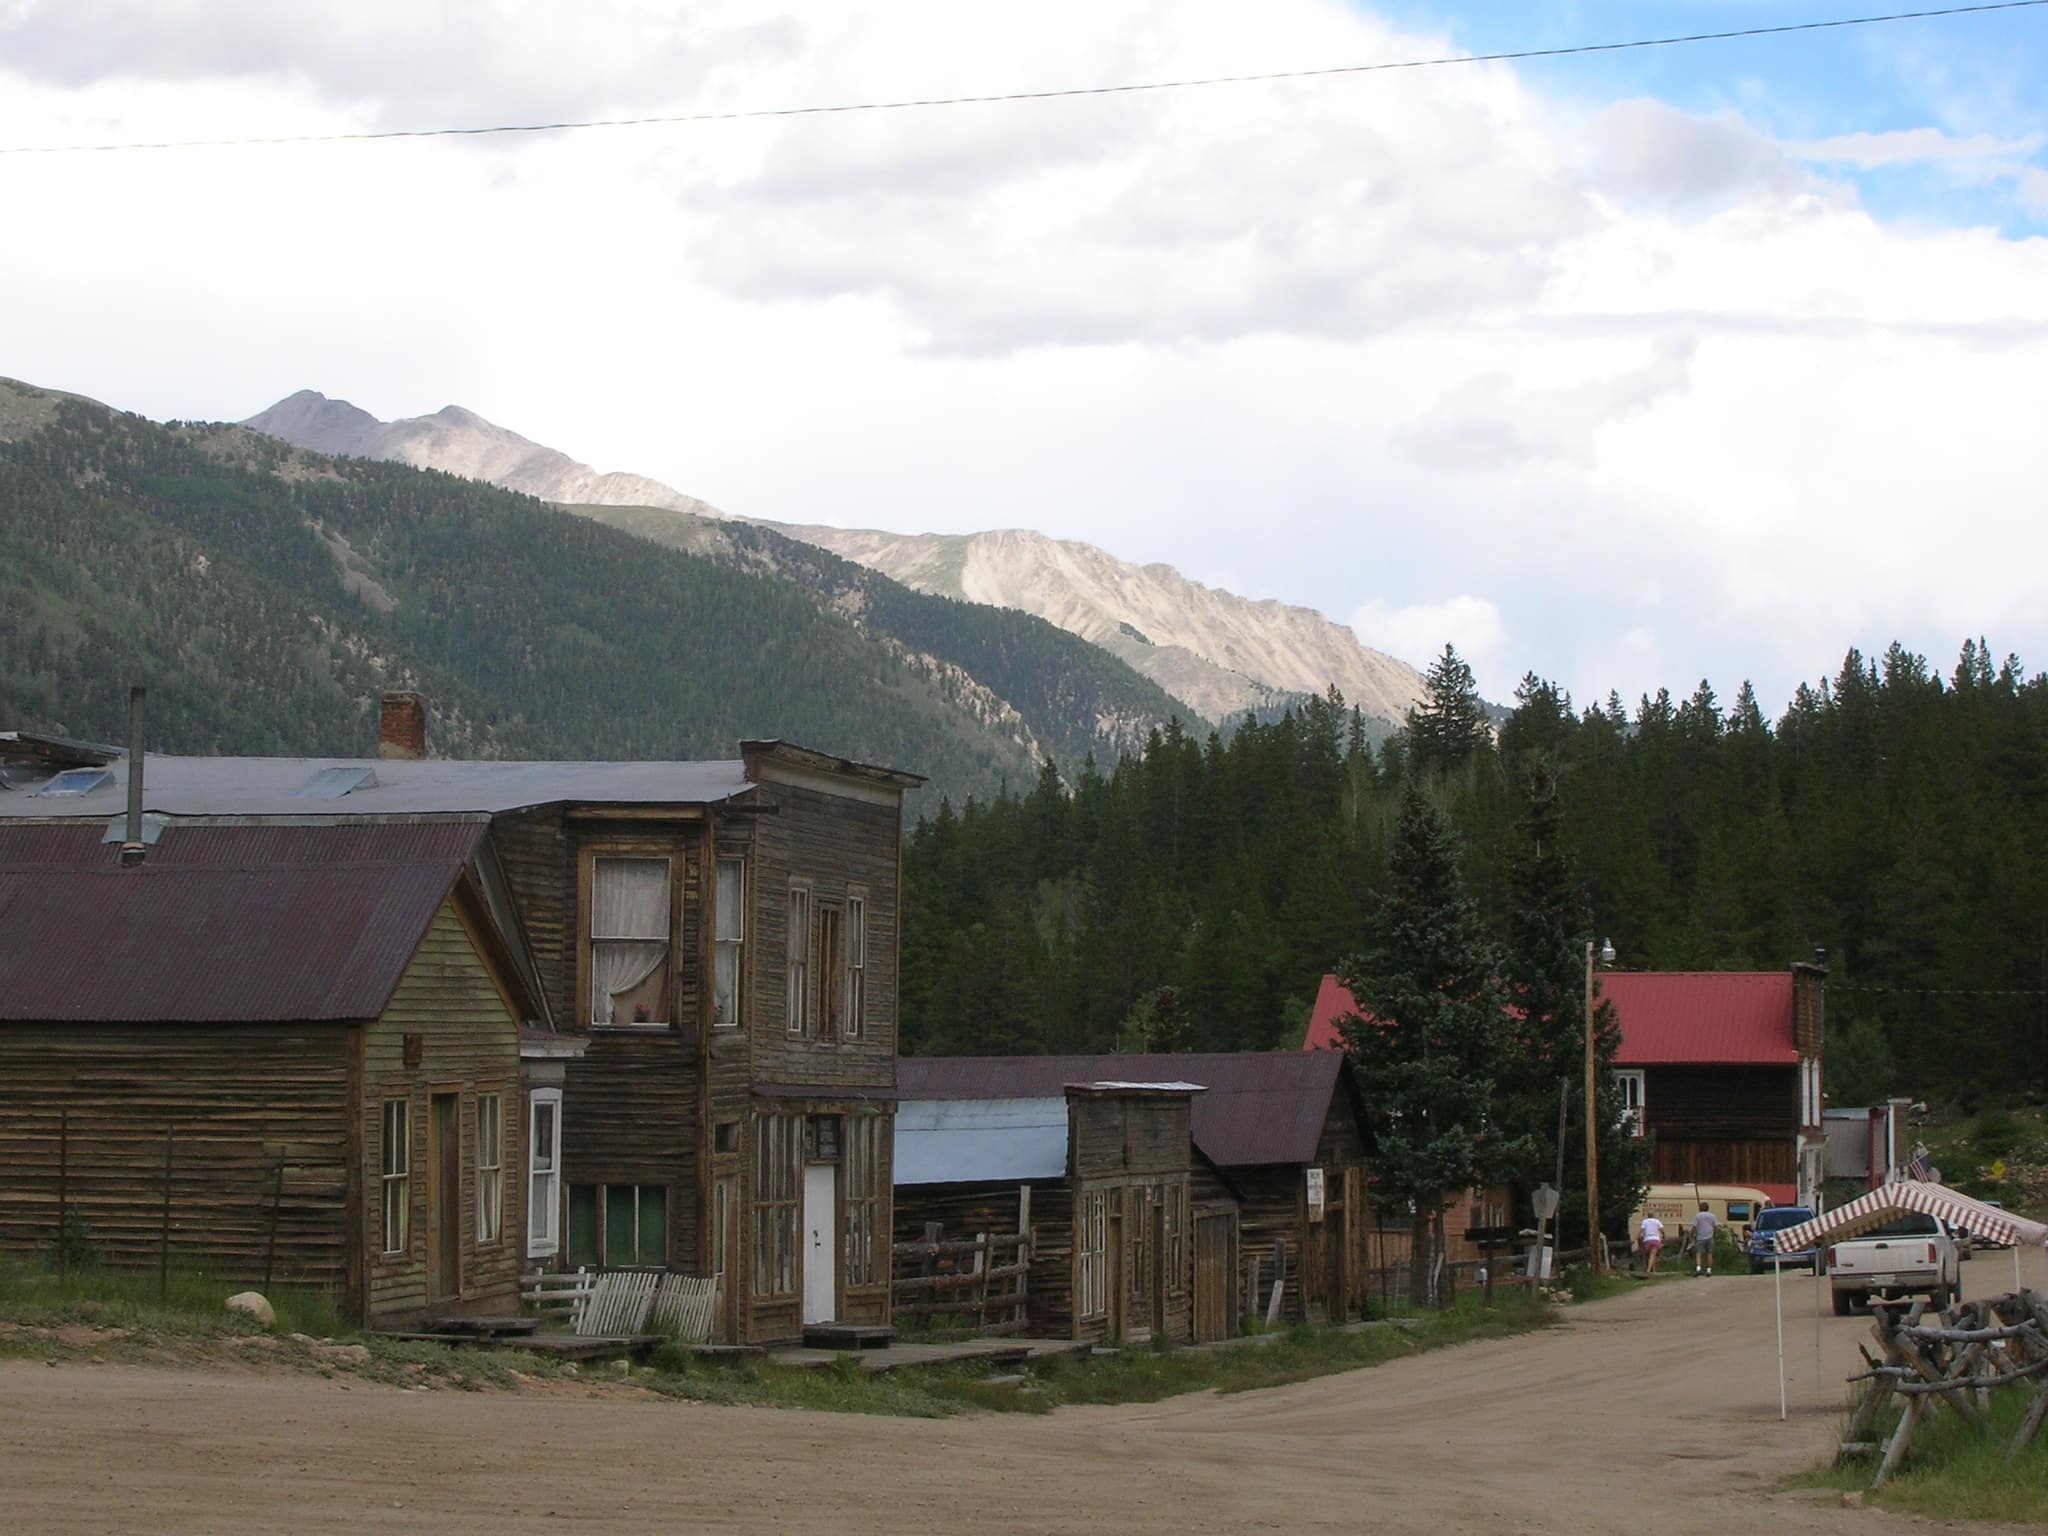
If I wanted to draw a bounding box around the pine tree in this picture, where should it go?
[1405,644,1491,776]
[1337,788,1523,1305]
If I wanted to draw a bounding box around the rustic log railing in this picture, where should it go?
[892,1224,1032,1336]
[1837,1287,2048,1488]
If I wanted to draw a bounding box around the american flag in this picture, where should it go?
[1907,1143,1936,1182]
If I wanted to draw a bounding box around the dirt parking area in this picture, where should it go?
[6,1252,2041,1535]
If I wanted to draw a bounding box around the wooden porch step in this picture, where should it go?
[421,1314,540,1337]
[802,1323,896,1350]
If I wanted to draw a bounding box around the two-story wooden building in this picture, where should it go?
[0,695,921,1343]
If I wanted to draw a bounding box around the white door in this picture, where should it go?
[803,1164,837,1325]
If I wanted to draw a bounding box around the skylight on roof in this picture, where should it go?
[36,767,112,797]
[290,766,379,800]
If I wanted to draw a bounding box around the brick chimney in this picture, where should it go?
[378,690,428,760]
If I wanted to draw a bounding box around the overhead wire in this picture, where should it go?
[2,0,2045,156]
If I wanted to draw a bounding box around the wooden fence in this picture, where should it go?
[892,1222,1032,1336]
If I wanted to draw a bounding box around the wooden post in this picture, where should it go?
[975,1230,989,1331]
[1266,1239,1287,1327]
[56,1109,69,1282]
[158,1125,174,1302]
[1584,941,1602,1276]
[263,1158,286,1291]
[1873,1394,1924,1489]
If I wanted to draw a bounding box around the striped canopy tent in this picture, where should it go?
[1772,1181,2048,1254]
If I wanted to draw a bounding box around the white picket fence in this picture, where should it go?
[520,1268,718,1343]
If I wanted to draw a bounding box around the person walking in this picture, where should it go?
[1691,1202,1719,1276]
[1639,1212,1665,1275]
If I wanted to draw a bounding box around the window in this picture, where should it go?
[818,906,844,1040]
[589,856,671,1025]
[843,1115,883,1289]
[713,1176,735,1301]
[1165,1182,1186,1296]
[380,1098,410,1255]
[845,895,867,1040]
[785,887,811,1036]
[1616,1070,1646,1138]
[714,858,745,1027]
[1078,1189,1108,1319]
[754,1114,800,1295]
[476,1093,503,1245]
[566,1183,667,1267]
[714,1120,740,1157]
[1801,1058,1823,1126]
[527,1090,561,1259]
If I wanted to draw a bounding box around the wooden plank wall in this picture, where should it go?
[1643,1065,1797,1139]
[361,898,525,1327]
[0,1024,351,1290]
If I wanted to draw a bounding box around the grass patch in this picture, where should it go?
[1790,1387,2048,1523]
[0,1258,349,1340]
[641,1289,1556,1418]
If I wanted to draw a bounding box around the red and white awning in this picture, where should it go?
[1773,1180,2048,1253]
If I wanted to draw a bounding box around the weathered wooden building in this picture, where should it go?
[894,1082,1203,1344]
[1603,966,1827,1209]
[0,819,542,1329]
[899,1051,1374,1331]
[0,696,921,1344]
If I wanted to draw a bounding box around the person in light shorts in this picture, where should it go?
[1691,1203,1719,1276]
[1639,1213,1666,1274]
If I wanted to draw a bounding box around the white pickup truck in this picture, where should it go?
[1828,1212,1961,1315]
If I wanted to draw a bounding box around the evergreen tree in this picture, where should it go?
[1405,645,1491,776]
[1336,789,1524,1305]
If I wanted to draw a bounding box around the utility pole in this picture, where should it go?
[1584,937,1613,1273]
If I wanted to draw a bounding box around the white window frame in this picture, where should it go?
[845,894,867,1041]
[1616,1070,1646,1138]
[381,1097,410,1255]
[714,857,745,1028]
[786,885,812,1037]
[476,1092,503,1246]
[1078,1189,1108,1319]
[526,1088,562,1259]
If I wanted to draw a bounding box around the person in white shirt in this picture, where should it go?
[1638,1213,1666,1274]
[1691,1204,1720,1277]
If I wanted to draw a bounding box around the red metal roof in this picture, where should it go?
[898,1052,1349,1168]
[1602,972,1799,1066]
[1307,970,1799,1067]
[0,821,483,1023]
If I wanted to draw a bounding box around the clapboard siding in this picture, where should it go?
[361,898,524,1327]
[1643,1065,1797,1139]
[0,1025,352,1290]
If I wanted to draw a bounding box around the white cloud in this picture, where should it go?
[0,1,2044,720]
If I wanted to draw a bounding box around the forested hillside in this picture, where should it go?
[0,381,1088,802]
[901,645,2048,1107]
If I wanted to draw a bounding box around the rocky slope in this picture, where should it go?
[247,392,1426,727]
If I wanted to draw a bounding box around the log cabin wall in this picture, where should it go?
[1642,1064,1798,1188]
[359,894,526,1328]
[0,1023,352,1295]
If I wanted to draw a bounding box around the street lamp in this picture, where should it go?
[1585,936,1615,1273]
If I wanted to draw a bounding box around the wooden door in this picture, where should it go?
[712,1174,739,1343]
[1193,1209,1239,1342]
[802,1163,837,1325]
[1151,1200,1168,1342]
[1106,1201,1126,1342]
[428,1092,461,1303]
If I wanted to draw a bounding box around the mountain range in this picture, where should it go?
[245,392,1425,729]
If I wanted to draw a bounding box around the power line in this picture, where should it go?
[3,0,2045,157]
[1832,983,2048,997]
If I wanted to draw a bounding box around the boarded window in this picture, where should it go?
[785,888,811,1036]
[590,856,671,1025]
[754,1115,800,1295]
[476,1092,503,1245]
[842,1115,883,1288]
[568,1183,666,1268]
[845,896,867,1040]
[1166,1183,1186,1296]
[714,858,745,1027]
[381,1098,411,1255]
[527,1091,560,1258]
[1078,1189,1108,1318]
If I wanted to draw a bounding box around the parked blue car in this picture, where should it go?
[1746,1205,1817,1273]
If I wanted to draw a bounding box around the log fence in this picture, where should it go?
[1836,1287,2048,1488]
[892,1223,1032,1336]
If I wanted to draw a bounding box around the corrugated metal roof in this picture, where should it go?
[1307,971,1801,1067]
[0,754,755,819]
[894,1098,1070,1186]
[897,1052,1348,1168]
[1604,972,1799,1066]
[0,821,483,1023]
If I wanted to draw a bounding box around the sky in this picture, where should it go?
[2,0,2046,714]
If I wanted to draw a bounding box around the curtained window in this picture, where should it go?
[476,1093,503,1245]
[845,895,867,1040]
[589,856,671,1026]
[785,887,811,1036]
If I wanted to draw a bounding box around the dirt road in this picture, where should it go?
[7,1255,2041,1535]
